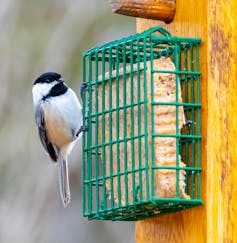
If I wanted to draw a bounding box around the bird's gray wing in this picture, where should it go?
[35,104,58,162]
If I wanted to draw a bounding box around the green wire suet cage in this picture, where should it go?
[81,26,202,221]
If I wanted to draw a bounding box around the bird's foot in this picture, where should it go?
[76,125,88,136]
[80,82,87,99]
[185,120,193,126]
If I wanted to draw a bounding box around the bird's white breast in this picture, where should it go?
[43,88,82,149]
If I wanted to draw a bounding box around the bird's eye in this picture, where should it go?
[45,79,50,83]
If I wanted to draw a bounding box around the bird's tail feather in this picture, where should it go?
[57,154,70,207]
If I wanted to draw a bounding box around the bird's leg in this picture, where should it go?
[80,82,87,100]
[76,125,89,136]
[78,82,89,136]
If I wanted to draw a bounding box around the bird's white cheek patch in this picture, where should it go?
[32,82,58,105]
[32,85,44,105]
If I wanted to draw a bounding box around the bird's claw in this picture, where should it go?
[80,82,87,99]
[76,125,88,136]
[185,120,195,126]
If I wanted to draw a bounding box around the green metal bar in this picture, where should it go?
[84,166,147,183]
[174,43,180,198]
[143,36,150,202]
[190,44,195,198]
[152,198,203,204]
[152,165,201,171]
[196,44,201,105]
[122,41,129,206]
[136,37,143,203]
[82,54,87,216]
[108,46,115,208]
[183,46,190,195]
[84,100,146,119]
[196,44,202,199]
[152,70,201,75]
[87,53,93,214]
[142,26,171,37]
[93,74,139,85]
[150,36,201,43]
[191,140,195,198]
[152,134,202,139]
[84,66,200,79]
[151,101,201,107]
[101,48,107,210]
[115,44,122,207]
[84,134,146,151]
[94,50,100,212]
[129,40,136,203]
[150,37,155,201]
[184,47,189,103]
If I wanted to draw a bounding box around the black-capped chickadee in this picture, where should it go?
[32,72,87,207]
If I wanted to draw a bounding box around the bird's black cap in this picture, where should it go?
[34,72,62,85]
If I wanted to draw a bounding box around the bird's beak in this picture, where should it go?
[58,78,64,83]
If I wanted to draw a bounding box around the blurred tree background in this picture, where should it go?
[0,1,135,242]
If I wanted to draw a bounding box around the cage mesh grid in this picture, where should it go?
[82,27,202,221]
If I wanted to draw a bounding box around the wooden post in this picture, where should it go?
[135,0,237,242]
[109,0,176,23]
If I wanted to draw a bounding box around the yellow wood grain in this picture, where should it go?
[136,0,237,242]
[207,1,237,242]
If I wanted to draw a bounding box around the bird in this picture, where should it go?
[32,72,87,207]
